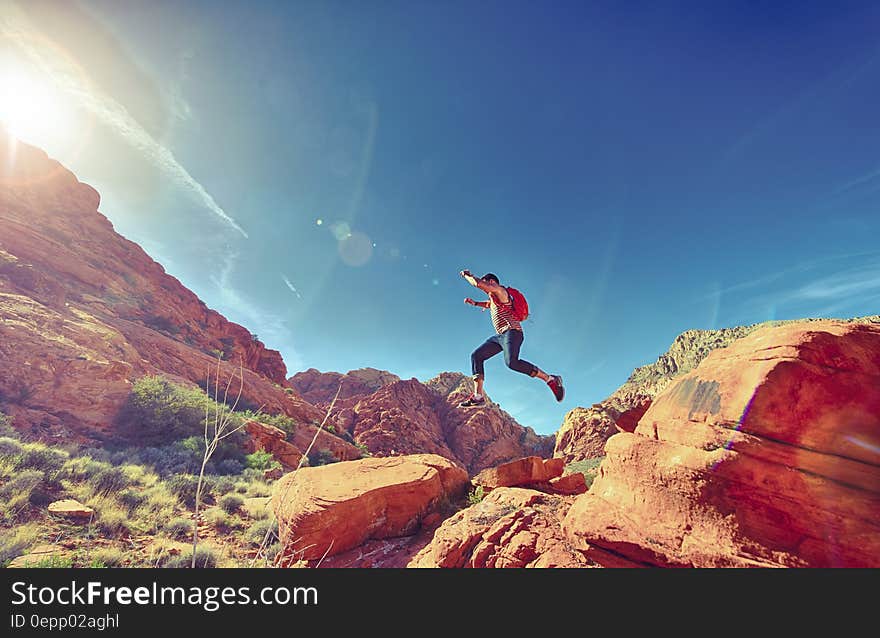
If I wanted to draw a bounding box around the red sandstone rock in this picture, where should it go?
[472,456,565,490]
[564,321,880,567]
[244,420,304,470]
[289,368,401,406]
[548,473,587,495]
[409,487,594,568]
[293,372,555,474]
[271,454,469,562]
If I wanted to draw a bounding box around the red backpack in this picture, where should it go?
[506,287,529,321]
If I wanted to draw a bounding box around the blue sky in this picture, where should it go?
[2,1,879,435]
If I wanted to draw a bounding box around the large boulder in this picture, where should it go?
[554,317,880,463]
[472,456,564,490]
[271,454,469,562]
[409,488,594,568]
[564,320,880,567]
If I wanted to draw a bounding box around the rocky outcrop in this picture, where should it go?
[272,454,469,562]
[555,316,880,463]
[564,320,880,567]
[294,371,554,475]
[243,421,305,469]
[289,368,401,406]
[0,131,353,462]
[409,488,594,568]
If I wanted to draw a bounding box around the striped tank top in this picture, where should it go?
[490,291,522,334]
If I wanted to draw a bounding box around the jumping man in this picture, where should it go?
[458,269,564,407]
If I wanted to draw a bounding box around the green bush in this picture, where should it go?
[163,517,193,540]
[205,508,243,533]
[30,555,74,568]
[0,436,23,458]
[89,547,126,567]
[90,466,135,496]
[0,523,39,566]
[165,474,206,509]
[163,547,218,569]
[466,485,486,506]
[246,518,279,548]
[219,493,244,514]
[213,476,237,495]
[239,411,297,436]
[245,450,279,471]
[118,488,147,513]
[0,469,45,522]
[115,376,218,446]
[59,456,108,482]
[14,444,68,475]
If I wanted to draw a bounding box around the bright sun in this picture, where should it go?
[0,68,66,143]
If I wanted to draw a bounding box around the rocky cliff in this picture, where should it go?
[292,369,555,474]
[0,130,357,460]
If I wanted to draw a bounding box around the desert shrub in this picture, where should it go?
[245,480,271,498]
[0,523,40,566]
[234,481,249,494]
[14,443,67,476]
[163,517,193,540]
[90,466,135,496]
[213,476,237,495]
[219,493,244,514]
[263,543,281,564]
[0,469,45,522]
[115,376,215,445]
[246,518,279,547]
[245,450,278,472]
[239,411,298,436]
[134,484,179,526]
[0,436,23,458]
[205,508,243,533]
[214,458,245,475]
[163,546,218,569]
[89,547,126,567]
[0,411,15,437]
[58,456,108,482]
[118,488,147,513]
[87,497,131,537]
[466,485,486,506]
[165,474,205,509]
[31,555,74,568]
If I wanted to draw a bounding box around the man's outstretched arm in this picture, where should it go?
[460,269,504,295]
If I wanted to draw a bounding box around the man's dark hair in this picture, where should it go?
[482,273,500,284]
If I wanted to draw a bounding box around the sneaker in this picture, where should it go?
[547,375,564,402]
[458,394,486,408]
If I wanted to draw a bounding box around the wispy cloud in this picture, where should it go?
[726,257,880,324]
[0,4,247,238]
[210,253,302,371]
[836,166,880,196]
[281,274,302,299]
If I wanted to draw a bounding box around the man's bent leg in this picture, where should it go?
[471,336,503,395]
